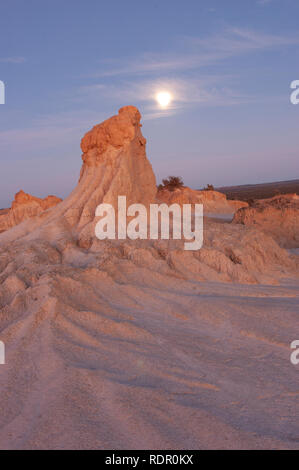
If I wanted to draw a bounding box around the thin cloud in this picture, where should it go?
[257,0,273,5]
[78,75,256,121]
[0,57,26,64]
[92,27,299,78]
[0,109,107,155]
[189,27,299,55]
[78,26,299,119]
[92,54,202,78]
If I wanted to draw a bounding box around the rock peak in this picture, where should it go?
[61,106,156,240]
[118,105,141,122]
[80,106,144,166]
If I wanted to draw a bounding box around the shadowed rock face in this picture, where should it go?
[233,194,299,248]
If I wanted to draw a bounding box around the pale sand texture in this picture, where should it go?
[0,245,298,449]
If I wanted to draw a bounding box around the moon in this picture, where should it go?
[156,91,172,108]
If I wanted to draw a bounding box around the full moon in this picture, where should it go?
[156,91,172,108]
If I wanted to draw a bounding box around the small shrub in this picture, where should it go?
[160,176,184,191]
[247,198,255,207]
[204,184,215,191]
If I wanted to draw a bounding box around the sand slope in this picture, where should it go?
[0,243,298,449]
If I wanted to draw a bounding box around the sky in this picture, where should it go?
[0,0,299,207]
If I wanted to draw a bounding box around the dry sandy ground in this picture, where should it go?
[0,238,298,450]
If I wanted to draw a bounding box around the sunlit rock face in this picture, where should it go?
[79,105,157,207]
[157,186,248,214]
[0,106,157,246]
[49,105,158,245]
[28,106,155,240]
[0,190,61,233]
[233,194,299,248]
[74,105,157,225]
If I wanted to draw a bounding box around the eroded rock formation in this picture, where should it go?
[0,107,298,450]
[233,194,299,248]
[79,105,157,208]
[0,106,157,245]
[0,106,296,284]
[0,190,61,233]
[157,186,248,214]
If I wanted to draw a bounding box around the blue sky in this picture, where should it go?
[0,0,299,207]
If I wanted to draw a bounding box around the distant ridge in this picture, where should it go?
[216,179,299,201]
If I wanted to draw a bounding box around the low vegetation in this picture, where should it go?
[158,176,184,192]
